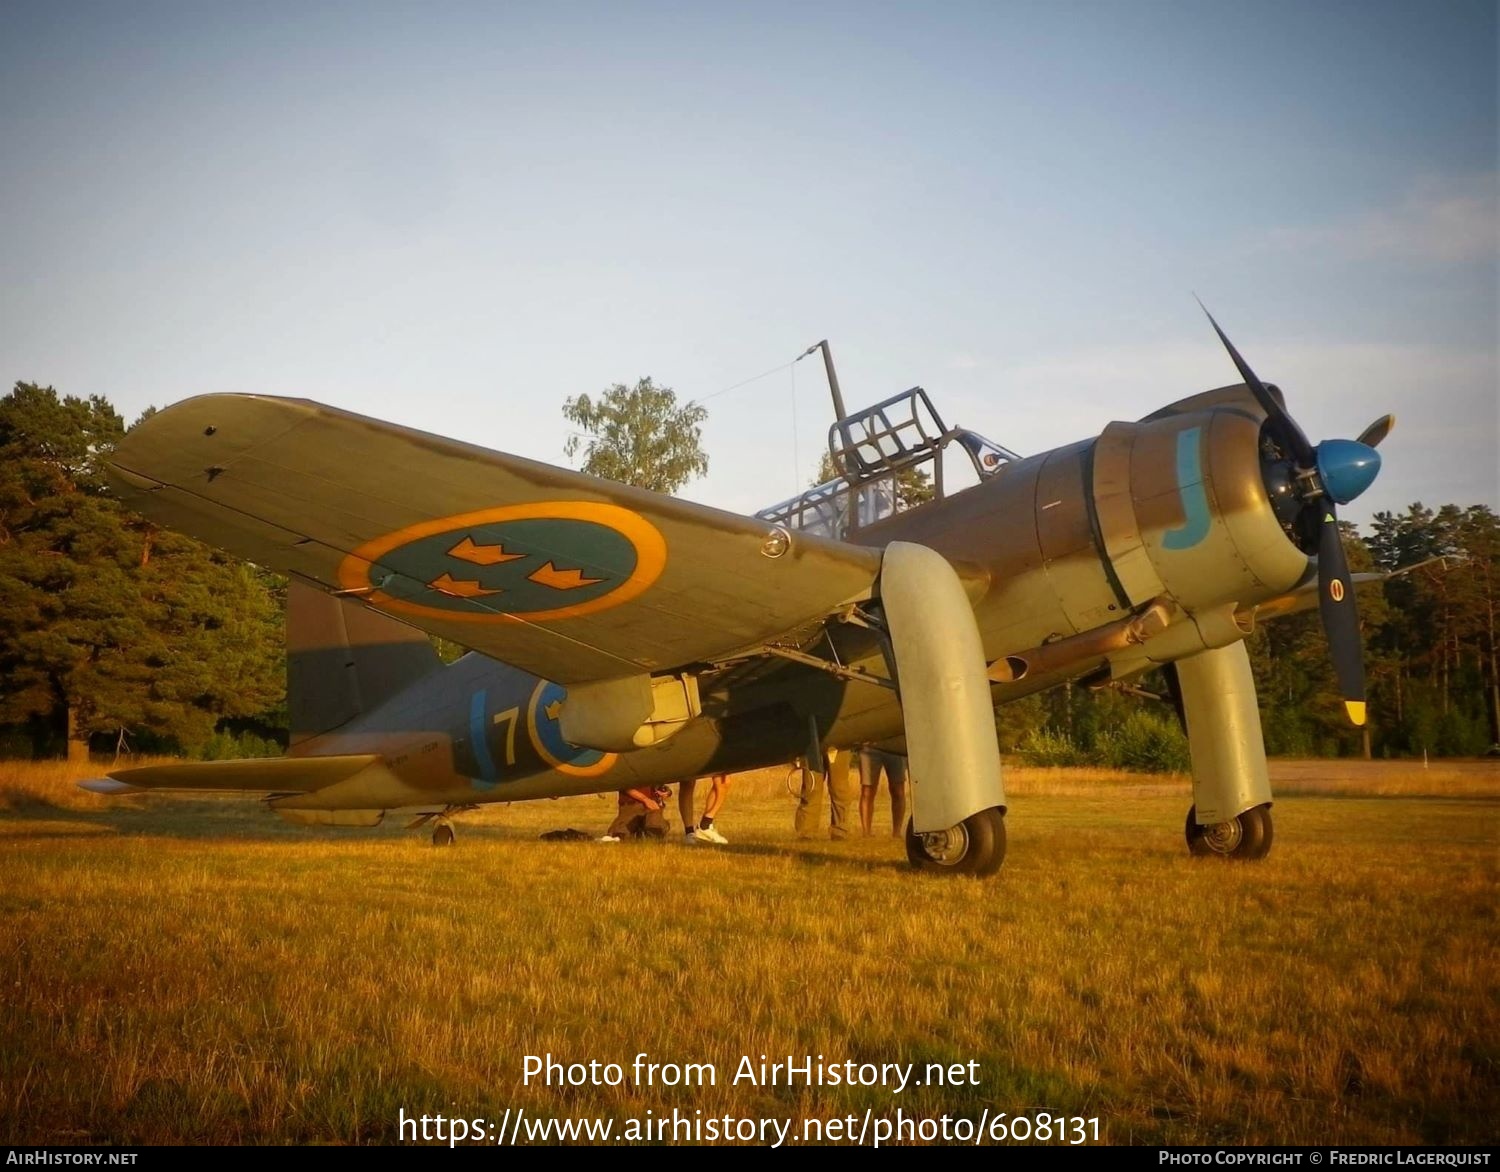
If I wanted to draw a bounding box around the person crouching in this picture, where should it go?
[599,786,672,842]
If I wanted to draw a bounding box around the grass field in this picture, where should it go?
[1,757,1496,1146]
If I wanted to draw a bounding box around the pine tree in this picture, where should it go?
[0,384,283,760]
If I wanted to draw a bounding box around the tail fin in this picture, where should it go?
[286,580,444,748]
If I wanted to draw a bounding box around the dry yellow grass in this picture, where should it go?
[1,756,1496,1145]
[0,756,188,814]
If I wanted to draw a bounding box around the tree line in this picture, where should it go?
[1,380,1494,763]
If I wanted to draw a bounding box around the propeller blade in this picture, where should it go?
[1356,414,1396,449]
[1196,299,1316,465]
[1316,506,1367,726]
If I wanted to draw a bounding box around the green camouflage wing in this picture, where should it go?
[107,394,882,683]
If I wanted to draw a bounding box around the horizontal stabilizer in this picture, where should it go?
[77,778,143,795]
[84,754,383,795]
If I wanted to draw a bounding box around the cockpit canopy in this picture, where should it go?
[755,386,1019,541]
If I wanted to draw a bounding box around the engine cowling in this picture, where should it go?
[1091,393,1308,618]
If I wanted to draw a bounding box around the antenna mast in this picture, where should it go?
[798,339,848,422]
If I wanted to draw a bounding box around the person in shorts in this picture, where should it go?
[858,746,909,837]
[679,773,731,844]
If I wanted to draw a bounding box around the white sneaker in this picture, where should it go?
[598,835,622,843]
[684,829,698,843]
[694,825,729,845]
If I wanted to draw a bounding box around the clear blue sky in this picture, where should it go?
[2,1,1494,527]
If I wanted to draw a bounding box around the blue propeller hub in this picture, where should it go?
[1315,439,1381,505]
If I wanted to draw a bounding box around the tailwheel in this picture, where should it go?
[1185,804,1273,860]
[906,807,1006,876]
[409,804,475,846]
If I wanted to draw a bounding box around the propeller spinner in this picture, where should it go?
[1198,305,1389,727]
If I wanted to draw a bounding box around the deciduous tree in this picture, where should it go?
[562,377,708,493]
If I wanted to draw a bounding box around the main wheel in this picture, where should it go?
[1185,804,1272,860]
[906,807,1006,876]
[432,823,455,847]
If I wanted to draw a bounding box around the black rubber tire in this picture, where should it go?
[905,807,1006,876]
[432,823,455,847]
[1185,803,1272,860]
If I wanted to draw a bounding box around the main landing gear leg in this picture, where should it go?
[1174,641,1274,860]
[880,542,1007,876]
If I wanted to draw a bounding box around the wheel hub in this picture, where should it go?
[1202,819,1244,854]
[919,824,971,866]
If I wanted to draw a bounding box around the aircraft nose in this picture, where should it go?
[1315,439,1381,505]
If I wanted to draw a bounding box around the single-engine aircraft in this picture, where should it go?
[85,311,1393,877]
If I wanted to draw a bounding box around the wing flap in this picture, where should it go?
[108,395,884,683]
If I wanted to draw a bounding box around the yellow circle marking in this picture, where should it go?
[335,500,667,624]
[1329,579,1345,603]
[526,680,619,777]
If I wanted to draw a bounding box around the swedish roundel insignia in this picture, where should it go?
[336,502,667,623]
